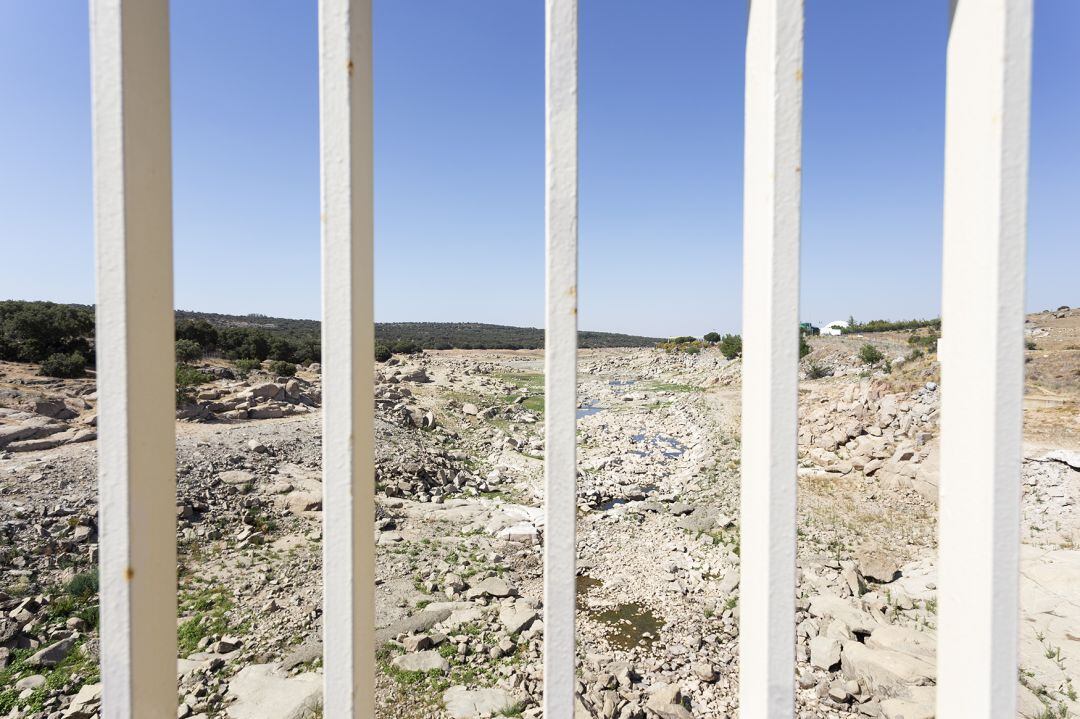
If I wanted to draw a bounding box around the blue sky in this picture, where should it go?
[0,2,1076,338]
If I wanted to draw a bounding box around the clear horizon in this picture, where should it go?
[1,2,1077,337]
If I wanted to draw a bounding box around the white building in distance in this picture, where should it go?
[820,320,849,336]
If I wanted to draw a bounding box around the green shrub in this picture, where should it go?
[390,339,422,355]
[175,339,202,362]
[175,364,213,406]
[176,364,213,386]
[40,351,87,378]
[1025,340,1037,350]
[233,359,262,376]
[718,334,742,360]
[806,363,830,379]
[669,336,696,345]
[859,343,885,365]
[683,345,701,355]
[374,344,392,362]
[907,331,940,350]
[703,332,721,343]
[799,335,811,359]
[269,360,296,377]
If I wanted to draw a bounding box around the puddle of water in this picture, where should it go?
[577,400,604,419]
[594,602,665,650]
[597,484,658,510]
[576,574,602,609]
[577,574,665,649]
[630,433,686,458]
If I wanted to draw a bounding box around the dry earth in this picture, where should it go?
[0,307,1078,718]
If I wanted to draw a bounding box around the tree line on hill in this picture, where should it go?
[0,301,663,378]
[841,316,940,334]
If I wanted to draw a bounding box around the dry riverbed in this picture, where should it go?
[1,311,1079,718]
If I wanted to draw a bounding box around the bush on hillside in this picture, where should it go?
[233,359,262,377]
[389,339,422,355]
[718,334,742,360]
[703,332,721,343]
[374,344,392,362]
[175,363,213,406]
[799,335,811,359]
[907,331,940,350]
[40,351,87,378]
[269,360,297,377]
[859,343,884,365]
[175,339,202,362]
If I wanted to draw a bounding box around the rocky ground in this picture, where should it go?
[0,307,1078,718]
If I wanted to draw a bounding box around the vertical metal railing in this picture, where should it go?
[542,0,579,715]
[90,1,178,717]
[85,1,1034,717]
[318,0,376,716]
[938,0,1032,716]
[739,0,804,716]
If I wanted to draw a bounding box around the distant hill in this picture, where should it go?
[175,310,661,349]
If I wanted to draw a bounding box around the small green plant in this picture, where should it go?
[67,569,99,599]
[806,362,830,379]
[859,343,884,365]
[374,344,392,362]
[40,351,86,378]
[1026,340,1037,350]
[799,334,811,359]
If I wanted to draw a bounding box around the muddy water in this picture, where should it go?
[577,574,665,650]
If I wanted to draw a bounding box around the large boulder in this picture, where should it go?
[841,641,935,696]
[375,608,452,645]
[808,594,878,634]
[28,636,77,667]
[645,683,693,719]
[33,398,77,420]
[391,650,449,673]
[442,686,520,719]
[226,664,321,719]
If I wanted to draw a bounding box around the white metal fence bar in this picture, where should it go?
[319,0,376,715]
[89,1,178,717]
[938,1,1032,716]
[543,0,579,714]
[739,0,804,715]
